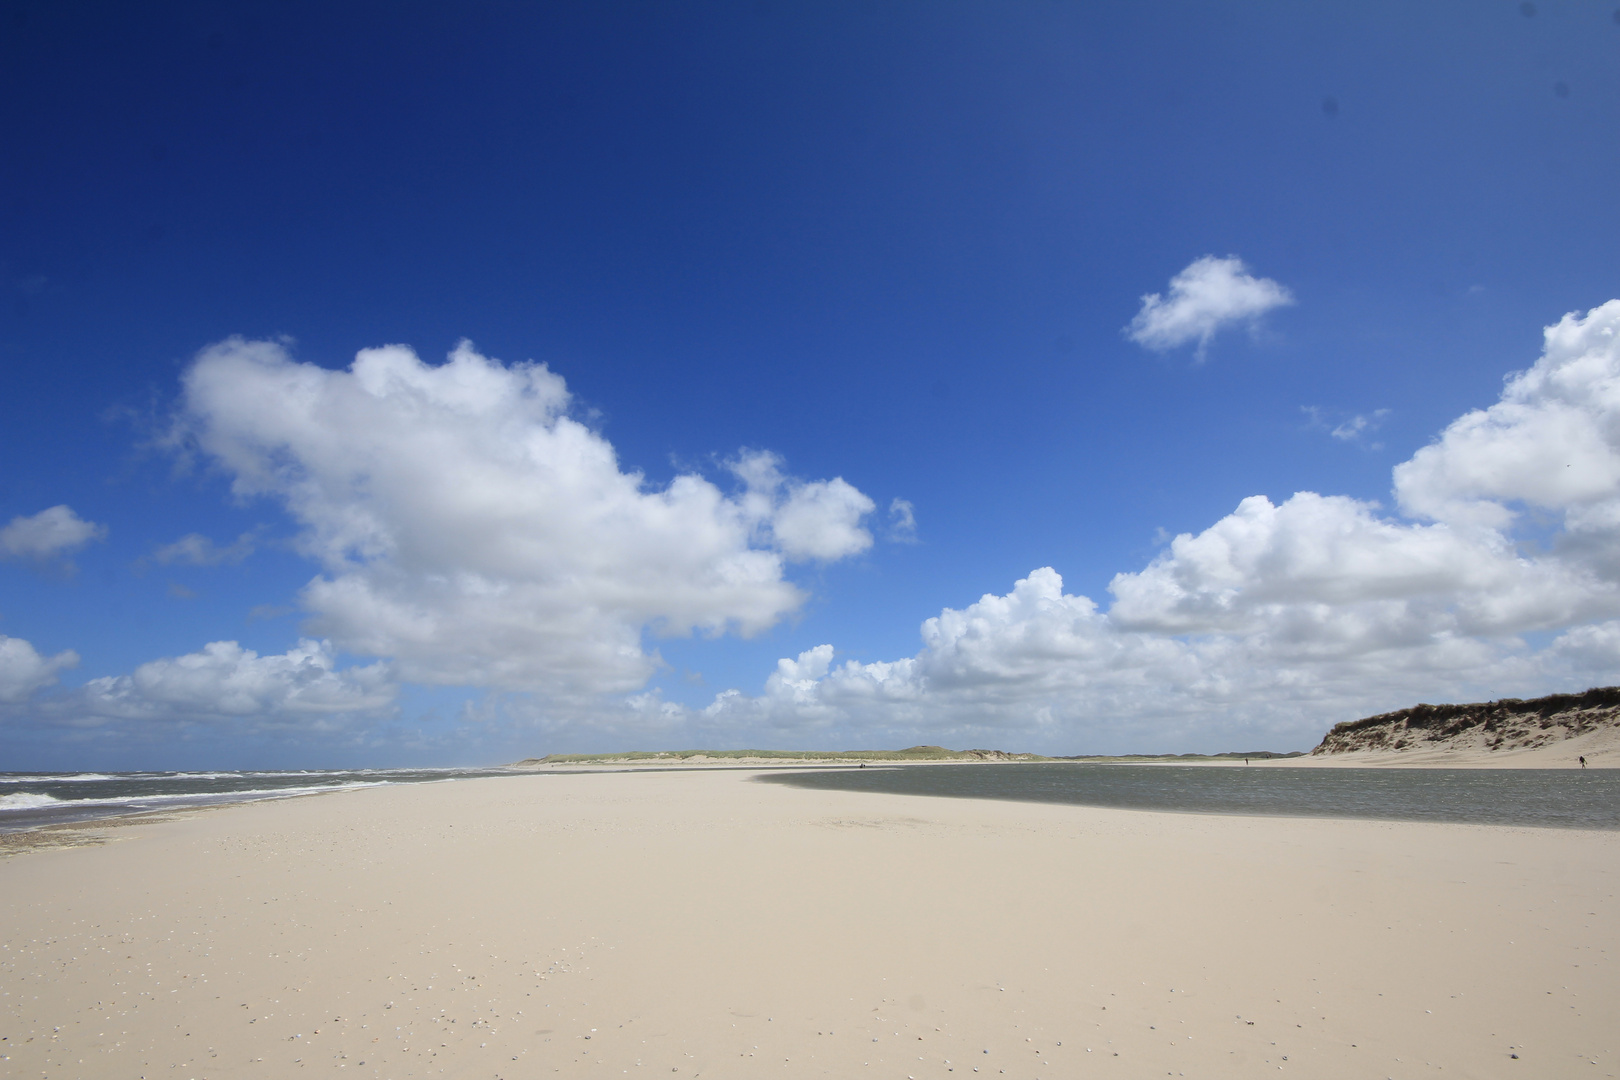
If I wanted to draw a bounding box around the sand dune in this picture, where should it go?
[1301,687,1620,768]
[2,768,1615,1078]
[1277,723,1619,769]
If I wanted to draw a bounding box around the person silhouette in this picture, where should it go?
[1579,755,1587,769]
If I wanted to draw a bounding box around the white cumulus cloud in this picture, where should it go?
[0,505,106,562]
[170,338,875,698]
[0,634,79,704]
[773,480,874,561]
[66,639,394,726]
[1126,255,1294,359]
[1395,299,1620,533]
[1106,492,1609,640]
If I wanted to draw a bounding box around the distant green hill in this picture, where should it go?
[514,745,1047,765]
[513,745,1304,766]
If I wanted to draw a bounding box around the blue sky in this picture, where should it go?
[3,1,1620,768]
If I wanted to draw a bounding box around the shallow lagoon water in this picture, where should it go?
[759,762,1620,830]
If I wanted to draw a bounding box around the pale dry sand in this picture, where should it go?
[2,769,1615,1079]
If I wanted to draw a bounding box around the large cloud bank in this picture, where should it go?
[699,300,1620,748]
[172,338,876,699]
[10,304,1620,753]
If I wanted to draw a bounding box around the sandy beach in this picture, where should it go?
[2,767,1615,1079]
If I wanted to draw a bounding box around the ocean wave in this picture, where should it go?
[0,767,503,786]
[0,773,115,784]
[0,792,66,810]
[0,781,390,812]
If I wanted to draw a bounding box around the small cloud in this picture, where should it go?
[1125,256,1294,361]
[152,529,258,567]
[1303,406,1391,448]
[887,498,919,543]
[167,581,198,600]
[0,505,107,570]
[247,604,295,622]
[1330,410,1390,442]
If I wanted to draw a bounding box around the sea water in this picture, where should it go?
[758,762,1620,830]
[0,767,520,834]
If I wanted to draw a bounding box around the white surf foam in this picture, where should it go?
[0,792,66,810]
[0,773,114,784]
[0,782,389,813]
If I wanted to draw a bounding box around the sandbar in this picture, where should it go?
[1,767,1614,1078]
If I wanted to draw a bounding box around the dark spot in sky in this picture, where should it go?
[1321,96,1339,117]
[1519,1,1536,16]
[1613,8,1620,25]
[149,143,168,162]
[1553,81,1569,98]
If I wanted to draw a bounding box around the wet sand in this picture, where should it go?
[1,767,1615,1078]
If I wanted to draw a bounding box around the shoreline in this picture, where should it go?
[2,768,1615,1079]
[521,750,1610,770]
[514,727,1616,770]
[5,750,1608,848]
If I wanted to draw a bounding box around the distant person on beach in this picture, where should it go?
[1579,756,1587,768]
